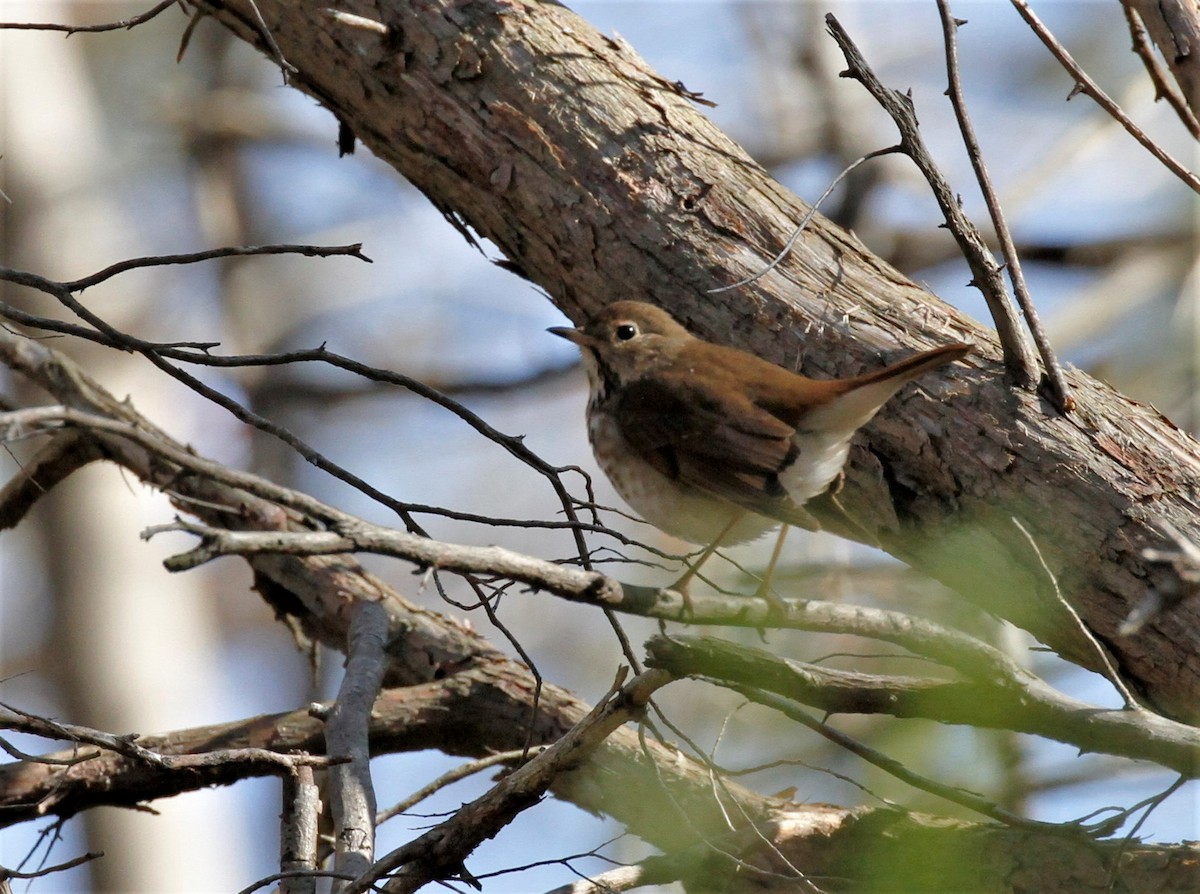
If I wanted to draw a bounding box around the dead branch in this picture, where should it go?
[326,601,390,882]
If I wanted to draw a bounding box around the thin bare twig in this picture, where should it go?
[175,5,205,62]
[629,724,777,888]
[727,684,1120,835]
[1107,774,1189,877]
[0,0,177,33]
[0,850,102,882]
[0,259,607,554]
[0,396,627,543]
[1010,517,1142,708]
[244,0,296,81]
[0,735,92,767]
[466,837,629,886]
[824,13,1040,388]
[0,700,334,775]
[542,864,656,894]
[1011,0,1200,194]
[448,573,547,759]
[707,146,900,294]
[937,1,1074,413]
[377,749,538,825]
[235,870,356,894]
[60,243,370,292]
[632,698,813,891]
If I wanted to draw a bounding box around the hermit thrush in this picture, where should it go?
[550,301,971,603]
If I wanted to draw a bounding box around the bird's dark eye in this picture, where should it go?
[615,323,638,341]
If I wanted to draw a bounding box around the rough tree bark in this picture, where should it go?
[183,0,1200,718]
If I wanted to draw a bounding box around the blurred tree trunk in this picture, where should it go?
[0,9,237,890]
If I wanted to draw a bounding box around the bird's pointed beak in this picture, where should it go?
[547,325,593,348]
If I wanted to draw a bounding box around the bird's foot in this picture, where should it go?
[753,580,789,625]
[665,574,696,620]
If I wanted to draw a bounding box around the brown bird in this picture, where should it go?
[550,301,972,605]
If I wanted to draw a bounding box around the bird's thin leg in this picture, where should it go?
[669,511,745,612]
[755,524,790,610]
[828,492,881,548]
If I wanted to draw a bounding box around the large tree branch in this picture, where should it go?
[181,0,1200,719]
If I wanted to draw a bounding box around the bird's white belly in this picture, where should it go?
[587,413,775,546]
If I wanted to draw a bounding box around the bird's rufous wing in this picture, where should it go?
[612,369,819,529]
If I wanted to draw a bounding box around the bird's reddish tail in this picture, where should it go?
[801,342,972,435]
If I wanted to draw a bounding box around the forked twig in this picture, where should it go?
[376,749,539,825]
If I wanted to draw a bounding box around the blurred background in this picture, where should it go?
[1,1,1196,891]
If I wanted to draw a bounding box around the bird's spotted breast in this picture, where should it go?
[586,407,775,546]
